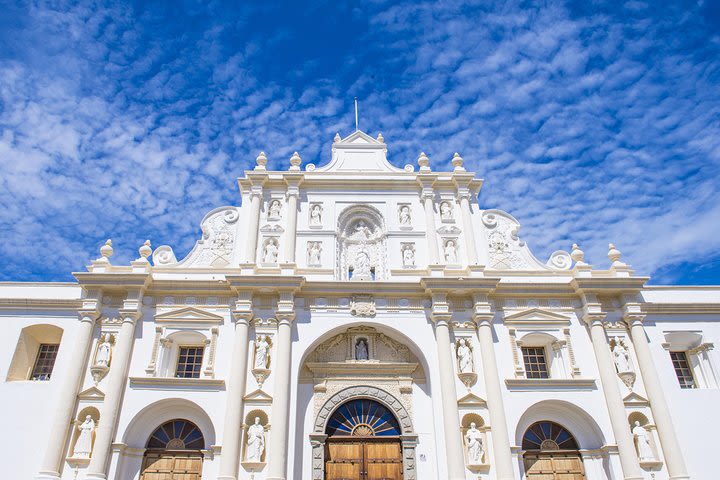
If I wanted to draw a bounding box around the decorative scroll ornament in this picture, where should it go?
[152,245,177,265]
[350,294,376,317]
[547,250,572,270]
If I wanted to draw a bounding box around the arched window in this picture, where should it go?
[6,324,63,381]
[146,419,205,450]
[522,421,579,451]
[326,399,401,437]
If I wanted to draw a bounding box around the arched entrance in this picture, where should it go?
[325,399,403,480]
[140,419,205,480]
[522,421,585,479]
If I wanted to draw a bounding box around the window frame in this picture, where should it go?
[30,343,60,381]
[174,345,205,379]
[669,351,696,389]
[521,346,550,379]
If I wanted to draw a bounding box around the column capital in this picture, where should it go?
[231,310,253,326]
[118,310,141,325]
[78,310,100,324]
[455,187,472,201]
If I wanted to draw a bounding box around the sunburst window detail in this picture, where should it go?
[325,399,401,437]
[146,419,205,450]
[522,421,579,451]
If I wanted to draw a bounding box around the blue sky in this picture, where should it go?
[0,0,719,284]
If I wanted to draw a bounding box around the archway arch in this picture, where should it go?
[515,400,605,450]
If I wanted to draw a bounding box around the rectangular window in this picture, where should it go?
[670,351,696,389]
[176,346,204,379]
[522,346,549,379]
[30,343,59,380]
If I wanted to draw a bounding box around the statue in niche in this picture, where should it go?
[310,204,322,226]
[308,242,322,266]
[246,417,265,462]
[440,201,453,221]
[355,338,369,360]
[254,335,270,369]
[402,245,415,267]
[95,333,112,367]
[633,421,654,460]
[613,338,633,373]
[466,422,484,464]
[73,415,96,458]
[457,338,474,373]
[399,205,411,226]
[353,249,372,279]
[354,220,371,238]
[263,239,278,264]
[268,200,282,219]
[444,240,458,264]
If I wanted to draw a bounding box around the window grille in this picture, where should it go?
[670,351,696,389]
[522,346,549,379]
[176,346,204,379]
[30,343,59,380]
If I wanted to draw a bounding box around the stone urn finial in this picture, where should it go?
[334,133,341,143]
[418,152,430,171]
[254,151,268,171]
[290,151,302,171]
[608,243,626,268]
[452,152,465,171]
[98,239,113,263]
[571,243,588,266]
[138,240,152,262]
[377,132,384,143]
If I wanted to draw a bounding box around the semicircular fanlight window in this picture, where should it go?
[146,419,205,450]
[522,421,579,451]
[326,399,402,437]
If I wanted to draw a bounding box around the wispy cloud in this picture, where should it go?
[0,0,719,283]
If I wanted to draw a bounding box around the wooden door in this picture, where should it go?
[326,440,403,480]
[141,452,203,480]
[524,452,585,480]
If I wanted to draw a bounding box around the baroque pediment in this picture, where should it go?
[458,392,486,407]
[244,389,273,404]
[503,308,570,325]
[78,386,104,401]
[623,391,650,407]
[155,307,224,325]
[314,130,404,173]
[306,326,417,365]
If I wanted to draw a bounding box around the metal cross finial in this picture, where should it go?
[354,97,359,131]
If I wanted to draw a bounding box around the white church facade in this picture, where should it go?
[1,131,718,480]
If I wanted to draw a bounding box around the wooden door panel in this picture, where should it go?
[141,453,202,480]
[365,442,402,480]
[326,442,363,480]
[524,453,584,480]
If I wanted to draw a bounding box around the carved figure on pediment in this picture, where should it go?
[444,240,458,264]
[95,333,112,367]
[355,338,369,360]
[612,339,633,373]
[310,204,323,226]
[466,422,483,464]
[440,201,453,221]
[633,421,654,460]
[268,200,282,219]
[399,205,411,226]
[457,338,474,373]
[254,335,270,369]
[73,415,95,458]
[308,242,322,266]
[263,239,279,264]
[246,417,265,461]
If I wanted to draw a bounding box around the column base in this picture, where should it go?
[84,474,108,480]
[35,472,61,480]
[216,476,237,480]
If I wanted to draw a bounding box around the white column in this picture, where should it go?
[475,316,515,480]
[266,310,294,480]
[245,189,262,263]
[627,316,690,479]
[86,314,139,479]
[586,315,643,480]
[36,313,97,479]
[283,187,299,263]
[458,193,478,265]
[217,312,252,480]
[431,301,465,480]
[422,191,439,264]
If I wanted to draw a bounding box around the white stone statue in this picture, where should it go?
[310,204,322,226]
[354,249,371,279]
[268,200,281,219]
[440,201,453,221]
[633,421,654,461]
[466,422,484,464]
[356,338,369,360]
[263,239,278,264]
[613,339,633,373]
[308,242,321,266]
[402,246,415,267]
[254,335,269,369]
[399,205,411,226]
[73,415,95,458]
[457,338,474,373]
[95,333,112,367]
[246,417,265,462]
[444,240,458,264]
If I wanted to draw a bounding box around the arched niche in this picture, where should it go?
[242,409,269,462]
[6,324,63,381]
[336,204,388,281]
